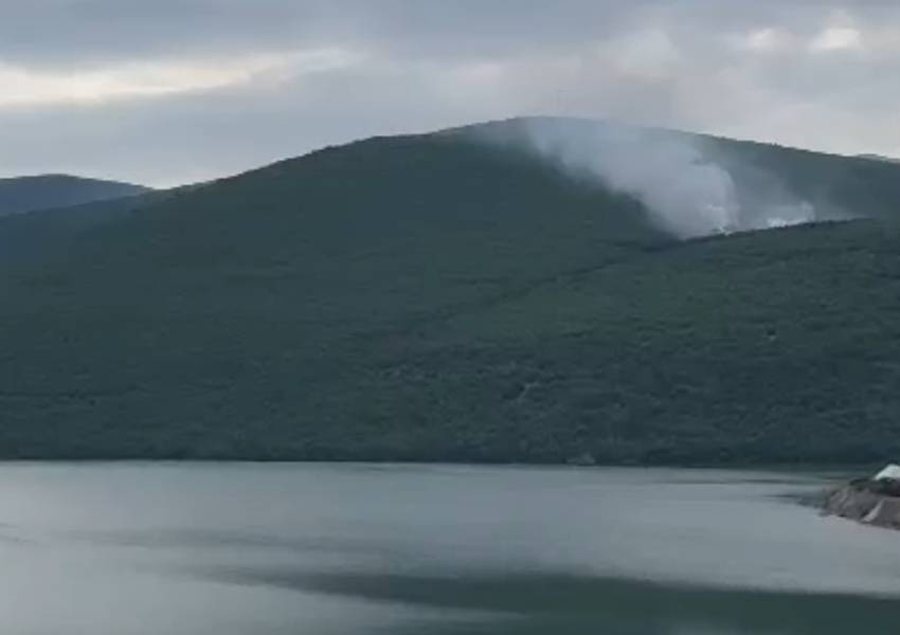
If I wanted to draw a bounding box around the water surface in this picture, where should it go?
[0,463,897,634]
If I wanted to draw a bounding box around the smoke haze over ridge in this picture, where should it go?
[508,118,820,238]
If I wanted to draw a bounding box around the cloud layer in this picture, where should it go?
[1,1,899,186]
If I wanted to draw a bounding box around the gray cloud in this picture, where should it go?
[1,1,899,186]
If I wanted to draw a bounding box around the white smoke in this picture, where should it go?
[514,119,817,238]
[762,201,816,229]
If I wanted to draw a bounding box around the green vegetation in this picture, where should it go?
[2,119,900,464]
[0,174,150,217]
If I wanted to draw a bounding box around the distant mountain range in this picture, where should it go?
[3,118,900,464]
[0,174,151,217]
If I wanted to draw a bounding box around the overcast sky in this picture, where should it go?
[1,1,898,187]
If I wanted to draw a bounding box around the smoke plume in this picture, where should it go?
[512,119,817,238]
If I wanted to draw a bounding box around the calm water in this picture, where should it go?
[0,463,898,634]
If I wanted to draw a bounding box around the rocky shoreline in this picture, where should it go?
[823,472,900,530]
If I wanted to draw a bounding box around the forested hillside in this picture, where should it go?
[2,119,900,463]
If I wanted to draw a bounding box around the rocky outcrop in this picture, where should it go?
[823,478,900,530]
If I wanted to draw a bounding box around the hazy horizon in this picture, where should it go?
[3,114,897,190]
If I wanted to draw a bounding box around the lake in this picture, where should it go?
[0,463,897,634]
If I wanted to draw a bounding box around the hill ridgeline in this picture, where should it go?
[2,118,900,464]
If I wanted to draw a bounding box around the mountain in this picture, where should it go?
[0,186,171,267]
[2,118,900,463]
[856,154,900,164]
[0,174,150,217]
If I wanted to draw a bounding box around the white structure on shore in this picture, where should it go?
[874,464,900,481]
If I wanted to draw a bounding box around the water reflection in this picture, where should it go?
[203,567,900,635]
[0,463,898,634]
